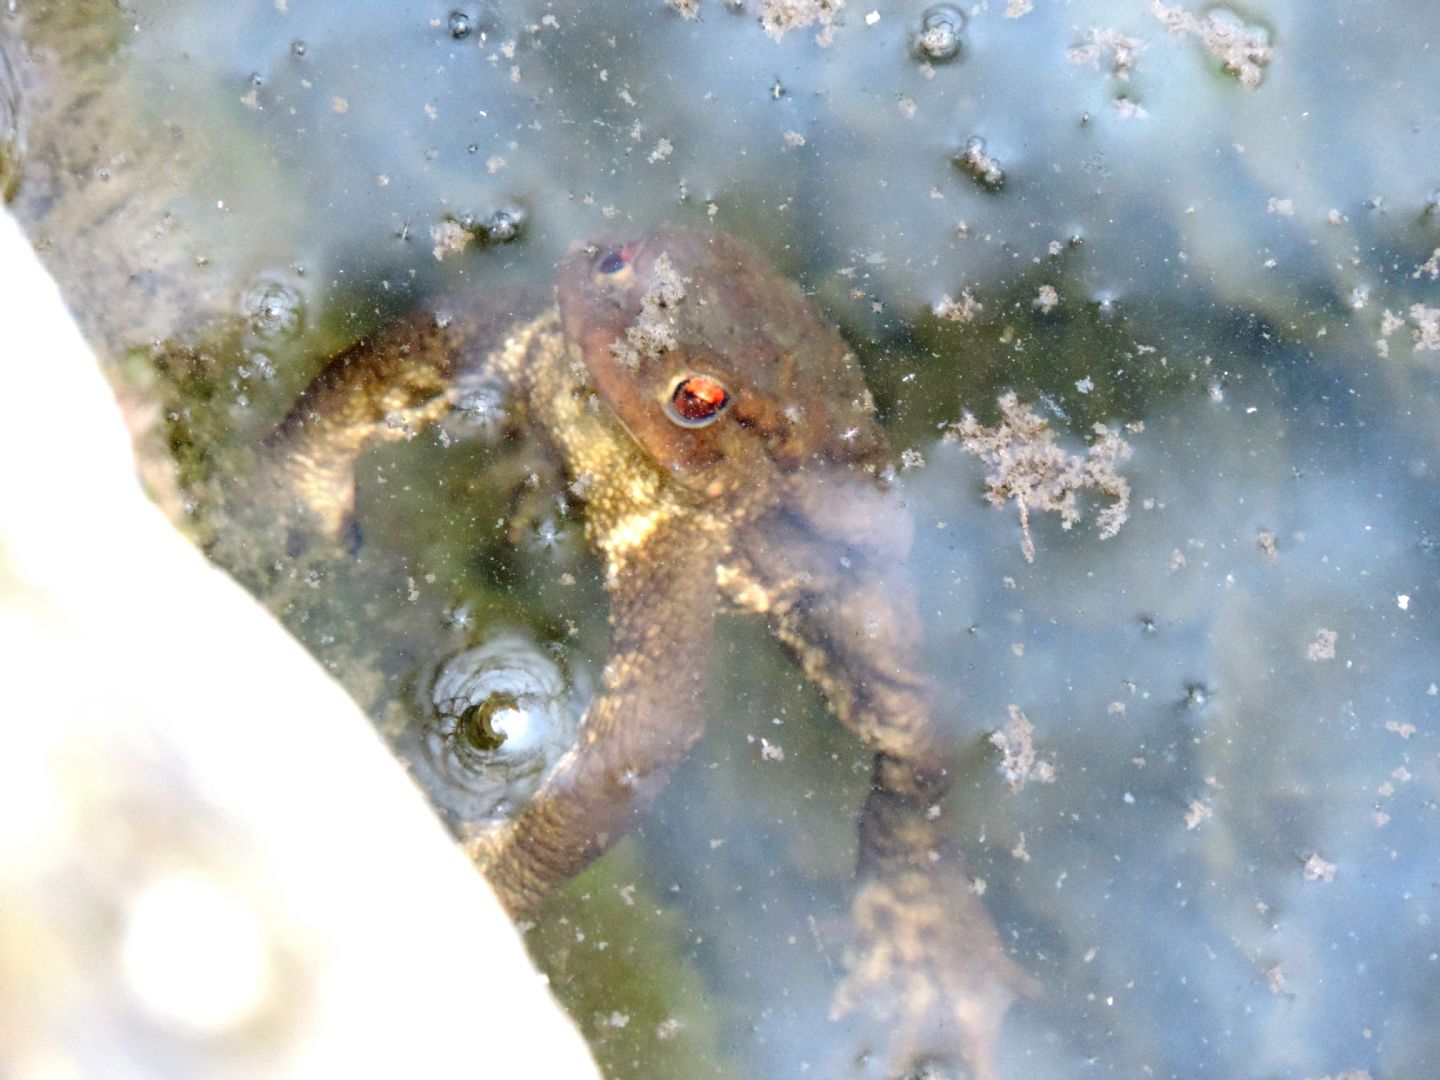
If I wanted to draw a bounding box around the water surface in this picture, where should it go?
[8,1,1440,1076]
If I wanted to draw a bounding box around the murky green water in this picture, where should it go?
[8,0,1440,1076]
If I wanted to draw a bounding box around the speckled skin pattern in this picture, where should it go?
[270,227,1033,1078]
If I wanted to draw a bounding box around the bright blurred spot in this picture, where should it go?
[120,872,272,1034]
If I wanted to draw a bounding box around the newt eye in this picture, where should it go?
[667,375,730,428]
[597,251,627,274]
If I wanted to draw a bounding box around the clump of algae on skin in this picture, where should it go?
[947,392,1135,563]
[609,252,687,370]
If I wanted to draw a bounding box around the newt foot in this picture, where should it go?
[832,871,1039,1080]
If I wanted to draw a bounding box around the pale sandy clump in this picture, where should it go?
[1376,305,1440,356]
[1152,2,1271,88]
[933,289,983,324]
[1067,28,1145,81]
[1302,853,1337,883]
[949,393,1134,562]
[990,705,1056,792]
[610,253,687,369]
[1184,800,1213,830]
[430,219,472,262]
[665,0,700,18]
[1412,304,1440,351]
[759,0,843,44]
[1306,628,1337,662]
[955,135,1005,190]
[1414,248,1440,281]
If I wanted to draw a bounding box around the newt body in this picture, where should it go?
[272,226,1032,1077]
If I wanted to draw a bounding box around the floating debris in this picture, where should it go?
[1152,2,1271,89]
[949,393,1134,562]
[990,705,1056,792]
[933,288,983,324]
[760,0,844,45]
[1306,628,1337,662]
[429,206,526,260]
[1067,28,1144,81]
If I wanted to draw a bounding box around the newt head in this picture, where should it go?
[555,226,892,507]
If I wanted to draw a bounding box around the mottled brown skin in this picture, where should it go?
[269,226,1034,1078]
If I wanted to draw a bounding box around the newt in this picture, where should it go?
[269,225,1035,1078]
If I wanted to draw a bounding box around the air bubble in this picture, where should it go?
[451,384,509,439]
[914,4,964,63]
[290,40,307,57]
[448,10,473,38]
[485,205,524,243]
[419,635,585,819]
[445,205,526,247]
[238,353,277,382]
[241,277,304,339]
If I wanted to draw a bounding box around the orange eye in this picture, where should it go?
[667,375,730,427]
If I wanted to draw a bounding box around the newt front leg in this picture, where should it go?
[468,509,722,913]
[445,284,742,910]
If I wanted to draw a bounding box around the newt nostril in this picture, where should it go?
[592,241,642,286]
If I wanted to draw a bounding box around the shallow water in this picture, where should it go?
[8,0,1440,1076]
